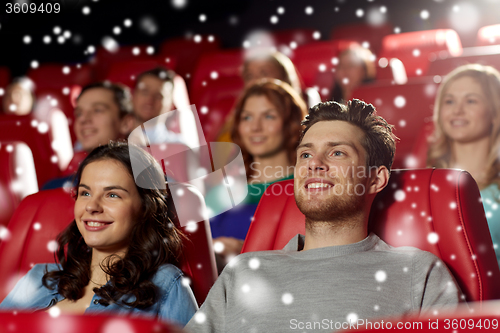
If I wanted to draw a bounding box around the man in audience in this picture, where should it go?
[131,67,184,144]
[42,82,134,189]
[185,100,460,332]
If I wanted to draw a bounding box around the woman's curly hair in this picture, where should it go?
[42,141,184,309]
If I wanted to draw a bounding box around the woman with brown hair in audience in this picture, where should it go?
[0,142,197,326]
[427,64,500,266]
[207,79,307,267]
[217,50,318,143]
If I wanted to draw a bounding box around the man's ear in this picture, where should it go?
[367,166,389,195]
[119,114,136,136]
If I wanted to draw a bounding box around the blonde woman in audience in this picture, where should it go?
[427,64,500,266]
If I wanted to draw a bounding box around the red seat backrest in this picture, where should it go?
[242,170,500,302]
[190,49,244,105]
[92,45,161,81]
[352,77,438,168]
[0,188,217,305]
[105,59,170,89]
[270,29,316,48]
[380,29,463,77]
[159,35,220,83]
[61,151,88,177]
[195,76,243,142]
[427,46,500,77]
[330,23,393,55]
[0,114,71,188]
[0,311,182,332]
[293,40,357,89]
[0,141,38,227]
[477,24,500,47]
[27,63,92,91]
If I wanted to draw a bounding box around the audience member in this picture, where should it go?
[2,77,35,115]
[207,79,307,267]
[42,82,135,189]
[187,99,460,332]
[217,50,318,143]
[0,142,197,326]
[242,50,302,95]
[331,46,376,103]
[427,64,500,266]
[131,67,184,144]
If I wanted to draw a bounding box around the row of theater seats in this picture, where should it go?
[0,169,499,330]
[1,23,500,238]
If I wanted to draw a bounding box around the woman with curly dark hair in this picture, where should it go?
[0,142,198,326]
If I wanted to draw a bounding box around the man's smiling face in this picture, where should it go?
[294,120,371,222]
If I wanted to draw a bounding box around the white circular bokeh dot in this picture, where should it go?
[427,232,439,244]
[420,10,430,20]
[394,190,406,202]
[394,96,406,108]
[47,240,58,252]
[249,258,260,270]
[375,270,387,282]
[282,293,293,305]
[347,313,359,323]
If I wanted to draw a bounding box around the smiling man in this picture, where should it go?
[42,82,134,189]
[185,100,460,333]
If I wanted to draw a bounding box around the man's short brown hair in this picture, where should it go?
[301,99,397,172]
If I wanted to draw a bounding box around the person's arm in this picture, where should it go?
[0,264,52,309]
[157,268,198,327]
[412,252,461,313]
[184,265,233,333]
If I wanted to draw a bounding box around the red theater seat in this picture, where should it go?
[0,187,217,305]
[0,141,38,227]
[477,24,500,47]
[427,46,500,76]
[242,170,500,302]
[159,35,220,82]
[380,29,463,78]
[352,77,438,168]
[195,76,243,142]
[105,59,168,89]
[270,29,316,48]
[293,40,358,91]
[0,311,182,333]
[190,49,244,105]
[27,63,92,91]
[92,45,162,81]
[0,113,73,188]
[331,23,393,55]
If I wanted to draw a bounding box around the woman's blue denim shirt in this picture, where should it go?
[0,263,198,327]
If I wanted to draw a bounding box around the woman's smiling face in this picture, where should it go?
[74,159,142,254]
